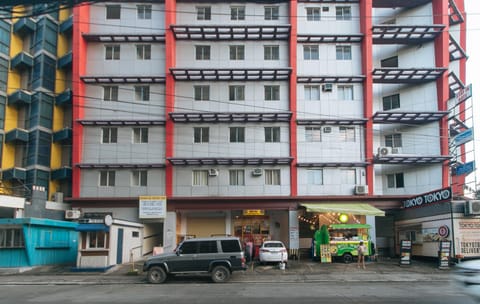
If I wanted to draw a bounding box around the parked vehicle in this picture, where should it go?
[143,236,247,284]
[454,259,480,302]
[258,240,288,264]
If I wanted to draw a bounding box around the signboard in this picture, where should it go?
[402,187,452,209]
[139,196,166,219]
[452,129,474,146]
[453,161,475,176]
[454,219,480,258]
[456,83,472,104]
[400,240,412,265]
[243,210,265,216]
[439,240,451,269]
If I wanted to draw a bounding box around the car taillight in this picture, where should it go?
[260,249,269,253]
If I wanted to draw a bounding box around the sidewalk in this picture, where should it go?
[0,258,453,285]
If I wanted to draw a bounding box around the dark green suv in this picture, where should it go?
[143,236,247,283]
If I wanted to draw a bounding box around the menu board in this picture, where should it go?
[439,240,451,269]
[400,240,412,265]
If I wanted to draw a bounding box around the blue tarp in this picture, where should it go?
[75,224,109,232]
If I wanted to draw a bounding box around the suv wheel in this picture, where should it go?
[148,266,167,284]
[211,265,231,283]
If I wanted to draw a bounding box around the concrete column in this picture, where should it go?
[163,211,177,252]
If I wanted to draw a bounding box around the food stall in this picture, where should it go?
[328,223,372,263]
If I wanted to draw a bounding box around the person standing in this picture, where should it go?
[357,241,366,269]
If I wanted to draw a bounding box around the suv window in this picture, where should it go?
[199,241,218,253]
[221,240,242,253]
[180,241,198,254]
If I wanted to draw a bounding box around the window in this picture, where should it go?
[383,94,400,110]
[137,4,152,20]
[105,45,120,60]
[387,173,404,188]
[265,127,280,142]
[102,127,117,143]
[336,6,351,20]
[229,169,245,186]
[229,85,245,101]
[230,45,245,60]
[230,127,245,143]
[103,86,118,101]
[307,169,323,185]
[100,170,115,186]
[339,126,355,142]
[198,241,218,253]
[305,127,322,142]
[264,85,280,101]
[135,85,150,101]
[264,6,279,20]
[193,170,208,186]
[381,56,398,68]
[133,127,148,143]
[385,133,402,148]
[195,45,210,60]
[304,85,320,101]
[341,169,356,184]
[194,85,210,101]
[265,169,281,185]
[304,45,319,60]
[197,6,211,20]
[306,7,321,21]
[87,231,106,249]
[106,4,121,19]
[336,45,352,60]
[132,170,147,186]
[194,127,209,143]
[0,228,24,248]
[231,6,245,20]
[180,241,198,254]
[264,45,279,60]
[338,85,353,100]
[136,44,151,60]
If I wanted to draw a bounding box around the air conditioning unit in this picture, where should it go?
[355,185,368,195]
[65,209,81,220]
[52,192,64,203]
[323,127,332,133]
[252,168,263,176]
[208,168,219,177]
[322,83,333,92]
[465,200,480,215]
[391,147,402,154]
[377,146,392,156]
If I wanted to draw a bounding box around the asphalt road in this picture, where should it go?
[0,281,474,304]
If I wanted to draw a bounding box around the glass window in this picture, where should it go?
[132,170,147,186]
[194,85,210,101]
[265,127,280,142]
[221,240,241,252]
[339,126,355,142]
[197,6,211,20]
[100,170,115,186]
[336,45,352,60]
[229,169,245,186]
[193,170,208,186]
[336,6,351,20]
[103,86,118,101]
[341,169,356,184]
[338,85,353,100]
[304,85,320,100]
[199,241,218,253]
[264,45,279,60]
[180,241,198,254]
[387,173,404,188]
[136,44,151,60]
[135,85,150,101]
[381,56,398,68]
[137,4,152,19]
[385,134,402,148]
[264,6,279,20]
[265,169,281,185]
[0,228,25,248]
[304,45,319,60]
[133,127,148,143]
[229,85,245,101]
[0,21,10,56]
[195,45,210,60]
[265,85,280,101]
[106,5,121,19]
[194,127,209,143]
[230,127,245,143]
[305,127,321,142]
[102,127,117,143]
[306,7,320,21]
[88,231,107,248]
[230,45,245,60]
[231,6,245,20]
[0,57,7,91]
[383,94,400,110]
[307,169,323,185]
[105,45,120,60]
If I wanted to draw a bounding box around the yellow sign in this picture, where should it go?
[243,210,265,216]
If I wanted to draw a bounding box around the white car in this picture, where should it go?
[454,259,480,302]
[258,241,288,264]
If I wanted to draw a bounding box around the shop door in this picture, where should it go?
[116,228,124,264]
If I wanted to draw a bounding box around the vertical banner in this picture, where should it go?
[439,240,451,269]
[400,240,412,265]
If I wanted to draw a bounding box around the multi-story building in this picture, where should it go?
[1,0,471,259]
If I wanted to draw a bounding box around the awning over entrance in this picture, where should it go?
[75,223,110,232]
[301,203,385,216]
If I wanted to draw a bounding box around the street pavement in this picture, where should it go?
[0,257,454,285]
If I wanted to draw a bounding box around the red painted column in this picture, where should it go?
[360,0,373,193]
[71,4,90,197]
[289,0,298,197]
[433,0,451,189]
[165,0,176,197]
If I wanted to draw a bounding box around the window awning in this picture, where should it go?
[301,203,385,216]
[75,224,110,232]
